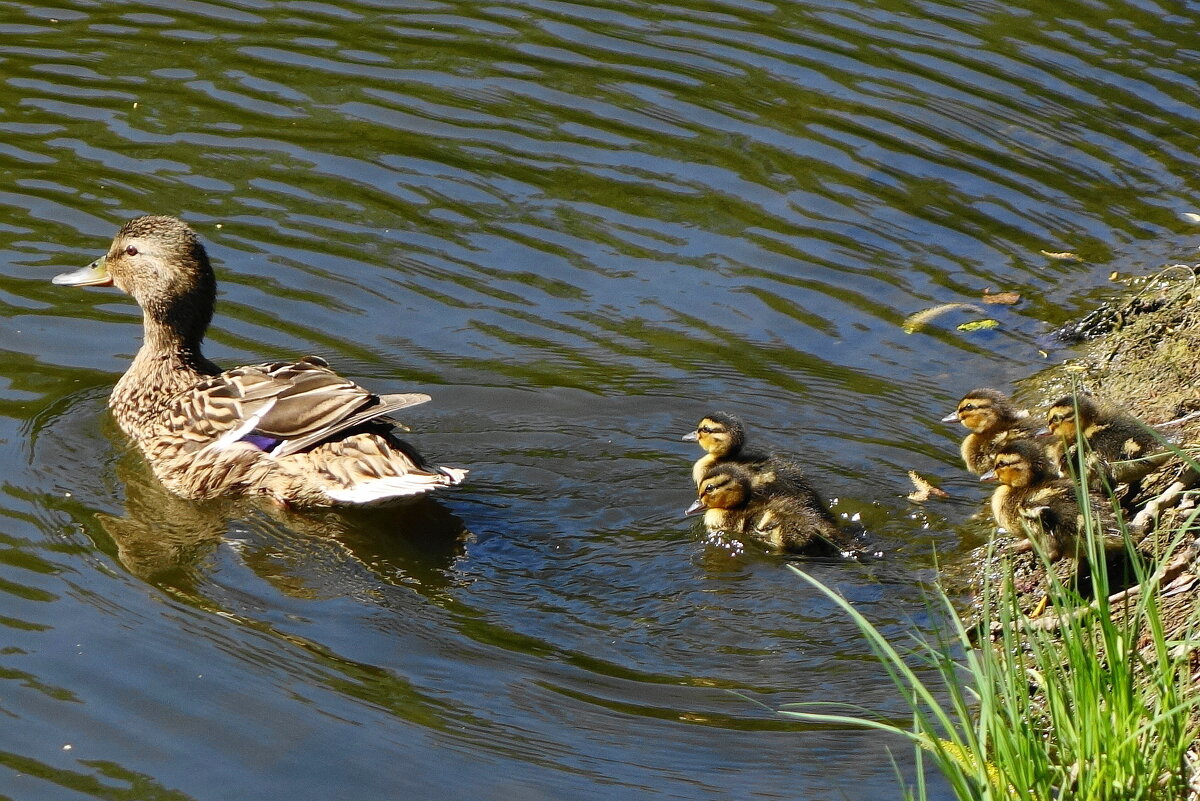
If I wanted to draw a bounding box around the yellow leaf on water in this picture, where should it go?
[1040,250,1083,262]
[957,318,999,331]
[981,290,1020,305]
[907,470,949,502]
[902,303,984,334]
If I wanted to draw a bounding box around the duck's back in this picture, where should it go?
[750,495,847,555]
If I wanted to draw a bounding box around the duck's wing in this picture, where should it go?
[180,357,430,457]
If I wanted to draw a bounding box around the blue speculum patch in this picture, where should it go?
[240,433,283,452]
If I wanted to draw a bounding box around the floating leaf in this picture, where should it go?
[1040,250,1083,262]
[1183,212,1200,223]
[901,302,984,334]
[957,318,999,331]
[907,470,948,502]
[981,290,1021,305]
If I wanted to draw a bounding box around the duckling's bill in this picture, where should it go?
[53,257,113,287]
[684,498,706,515]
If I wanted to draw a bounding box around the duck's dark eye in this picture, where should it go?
[125,245,138,257]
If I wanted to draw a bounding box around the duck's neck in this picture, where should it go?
[110,313,220,439]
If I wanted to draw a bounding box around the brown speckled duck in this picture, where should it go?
[53,215,466,506]
[943,388,1042,475]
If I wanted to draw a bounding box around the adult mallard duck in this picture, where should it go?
[53,215,467,506]
[943,388,1042,475]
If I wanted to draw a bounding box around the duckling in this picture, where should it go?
[1044,393,1169,488]
[685,463,759,536]
[682,411,836,524]
[685,464,848,555]
[984,439,1121,562]
[943,388,1042,475]
[52,216,467,506]
[749,495,851,556]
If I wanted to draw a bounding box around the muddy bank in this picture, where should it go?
[961,262,1200,633]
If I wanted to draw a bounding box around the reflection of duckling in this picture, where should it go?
[682,411,835,524]
[1045,394,1167,486]
[985,440,1121,562]
[686,464,848,555]
[943,388,1041,475]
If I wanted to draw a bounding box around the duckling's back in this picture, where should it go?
[750,495,848,556]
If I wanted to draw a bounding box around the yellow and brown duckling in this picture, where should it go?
[749,494,852,556]
[53,215,467,506]
[686,463,759,537]
[943,388,1042,475]
[984,439,1121,562]
[682,411,836,523]
[1044,393,1168,487]
[685,463,846,555]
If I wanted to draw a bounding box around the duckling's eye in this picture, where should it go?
[960,404,976,413]
[124,245,138,257]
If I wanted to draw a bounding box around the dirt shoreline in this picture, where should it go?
[969,264,1200,616]
[957,262,1200,702]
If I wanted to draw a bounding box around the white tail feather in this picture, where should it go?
[325,468,468,505]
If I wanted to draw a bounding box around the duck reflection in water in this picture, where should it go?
[93,443,471,598]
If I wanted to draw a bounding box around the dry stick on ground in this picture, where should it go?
[1023,540,1200,633]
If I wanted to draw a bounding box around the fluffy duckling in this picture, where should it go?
[749,495,851,556]
[682,411,836,523]
[1044,394,1168,487]
[685,463,759,536]
[943,388,1042,475]
[685,464,846,555]
[985,440,1121,562]
[53,216,467,506]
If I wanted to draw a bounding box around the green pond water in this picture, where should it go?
[0,0,1197,798]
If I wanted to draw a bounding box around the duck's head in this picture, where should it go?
[685,463,751,515]
[984,439,1052,488]
[943,388,1019,433]
[682,412,745,457]
[1045,394,1099,441]
[54,216,216,342]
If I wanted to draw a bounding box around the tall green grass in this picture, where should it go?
[783,495,1200,800]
